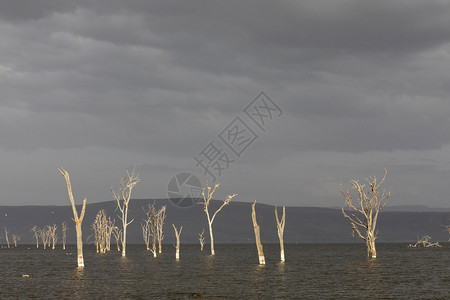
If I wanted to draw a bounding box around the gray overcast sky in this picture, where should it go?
[1,0,450,207]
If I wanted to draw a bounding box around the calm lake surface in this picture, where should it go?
[1,243,448,299]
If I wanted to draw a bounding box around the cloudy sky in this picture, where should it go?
[1,0,450,208]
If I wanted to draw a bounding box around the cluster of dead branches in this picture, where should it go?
[142,204,167,257]
[340,169,390,258]
[92,210,117,253]
[30,225,58,250]
[408,235,442,248]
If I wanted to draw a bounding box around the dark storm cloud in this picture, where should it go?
[0,0,75,22]
[1,1,450,206]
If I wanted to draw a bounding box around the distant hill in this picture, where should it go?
[0,199,449,245]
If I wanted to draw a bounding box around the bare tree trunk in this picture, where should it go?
[200,182,236,255]
[59,168,87,267]
[49,224,58,250]
[111,168,140,257]
[31,226,40,248]
[156,206,166,254]
[172,224,182,260]
[4,227,10,248]
[275,206,286,262]
[251,201,265,265]
[62,222,67,250]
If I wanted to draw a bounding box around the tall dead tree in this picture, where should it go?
[59,168,87,267]
[275,206,286,262]
[172,224,182,260]
[4,227,10,248]
[143,204,158,257]
[251,201,265,265]
[340,169,390,258]
[49,224,58,250]
[61,222,67,250]
[31,226,40,248]
[111,168,140,257]
[198,229,205,251]
[200,182,236,255]
[156,206,166,254]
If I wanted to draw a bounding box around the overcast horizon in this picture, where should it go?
[1,1,450,208]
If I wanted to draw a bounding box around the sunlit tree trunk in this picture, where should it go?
[340,169,390,258]
[172,224,182,260]
[49,224,58,250]
[31,226,40,248]
[275,206,286,262]
[156,206,166,254]
[4,227,10,248]
[200,182,236,255]
[111,168,140,257]
[251,201,265,265]
[59,168,87,267]
[198,229,205,251]
[61,222,67,250]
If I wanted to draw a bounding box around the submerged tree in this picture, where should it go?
[199,182,236,255]
[59,168,87,267]
[142,204,157,257]
[4,227,10,248]
[11,234,20,247]
[275,205,286,262]
[40,226,50,250]
[172,224,182,260]
[92,210,110,253]
[112,226,122,252]
[408,235,442,248]
[31,226,40,248]
[49,224,58,250]
[111,168,140,257]
[156,206,166,254]
[62,222,68,250]
[340,169,390,258]
[251,201,265,265]
[198,229,205,251]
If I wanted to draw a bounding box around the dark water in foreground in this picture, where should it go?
[1,243,449,299]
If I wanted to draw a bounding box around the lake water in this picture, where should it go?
[1,243,448,299]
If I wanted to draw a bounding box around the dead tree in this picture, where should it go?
[156,206,166,254]
[408,235,442,248]
[40,226,50,250]
[172,224,182,260]
[251,201,265,265]
[31,226,40,248]
[4,227,10,248]
[198,229,205,251]
[61,222,67,250]
[340,169,390,258]
[141,220,151,251]
[111,168,140,257]
[11,234,20,247]
[275,205,286,262]
[92,210,109,253]
[200,182,236,255]
[59,168,87,267]
[143,204,158,257]
[49,224,58,250]
[112,226,122,252]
